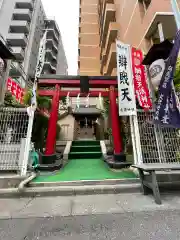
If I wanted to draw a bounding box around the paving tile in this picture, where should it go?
[115,193,180,212]
[72,194,124,216]
[16,196,72,218]
[0,198,31,219]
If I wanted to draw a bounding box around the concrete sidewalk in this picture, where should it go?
[1,193,180,219]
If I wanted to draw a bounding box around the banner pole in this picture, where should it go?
[171,0,180,29]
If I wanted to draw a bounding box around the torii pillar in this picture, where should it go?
[109,86,127,166]
[44,84,60,163]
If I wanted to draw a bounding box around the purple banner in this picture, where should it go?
[154,30,180,128]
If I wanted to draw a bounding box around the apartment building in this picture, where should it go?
[44,19,68,75]
[79,0,178,76]
[0,0,68,88]
[0,0,46,87]
[78,0,101,76]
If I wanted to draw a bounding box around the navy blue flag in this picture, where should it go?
[154,30,180,128]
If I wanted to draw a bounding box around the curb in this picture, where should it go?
[0,183,141,198]
[30,178,139,187]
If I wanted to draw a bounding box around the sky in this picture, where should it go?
[42,0,79,75]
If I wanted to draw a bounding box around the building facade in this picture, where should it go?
[0,0,68,88]
[0,0,46,87]
[44,19,68,75]
[79,0,179,76]
[78,0,101,76]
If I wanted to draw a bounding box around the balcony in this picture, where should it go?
[46,38,58,52]
[100,3,116,49]
[45,19,60,38]
[99,0,114,31]
[145,13,176,43]
[15,0,34,10]
[7,33,28,47]
[100,22,119,73]
[104,43,116,75]
[9,62,25,77]
[11,47,25,60]
[78,57,80,69]
[9,20,30,33]
[13,9,32,21]
[46,49,57,61]
[47,29,59,44]
[43,61,57,73]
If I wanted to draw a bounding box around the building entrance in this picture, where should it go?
[76,118,95,140]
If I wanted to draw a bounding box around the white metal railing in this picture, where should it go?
[0,107,31,175]
[136,109,180,164]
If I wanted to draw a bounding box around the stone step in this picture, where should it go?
[68,152,102,159]
[71,145,101,152]
[72,141,100,146]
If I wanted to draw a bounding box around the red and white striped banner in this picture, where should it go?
[131,47,152,110]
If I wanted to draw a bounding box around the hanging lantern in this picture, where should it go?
[149,59,165,89]
[0,57,4,75]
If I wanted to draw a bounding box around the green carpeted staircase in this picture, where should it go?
[69,140,102,159]
[32,140,136,182]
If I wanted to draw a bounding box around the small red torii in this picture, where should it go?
[38,75,124,163]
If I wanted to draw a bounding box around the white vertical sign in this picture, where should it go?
[116,40,136,116]
[31,30,47,107]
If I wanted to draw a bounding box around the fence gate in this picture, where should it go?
[133,109,180,164]
[0,107,29,172]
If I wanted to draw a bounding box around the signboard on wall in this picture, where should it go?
[6,77,24,103]
[116,40,136,116]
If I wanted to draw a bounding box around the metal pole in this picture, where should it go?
[129,47,143,164]
[21,110,34,176]
[171,0,180,29]
[129,116,138,164]
[157,22,165,42]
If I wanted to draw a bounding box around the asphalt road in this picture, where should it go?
[1,193,180,240]
[1,210,180,240]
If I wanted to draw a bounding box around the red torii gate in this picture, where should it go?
[38,76,125,163]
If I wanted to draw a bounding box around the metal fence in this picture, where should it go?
[0,107,29,172]
[137,109,180,164]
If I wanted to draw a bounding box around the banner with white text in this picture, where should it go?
[116,40,136,116]
[131,47,152,110]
